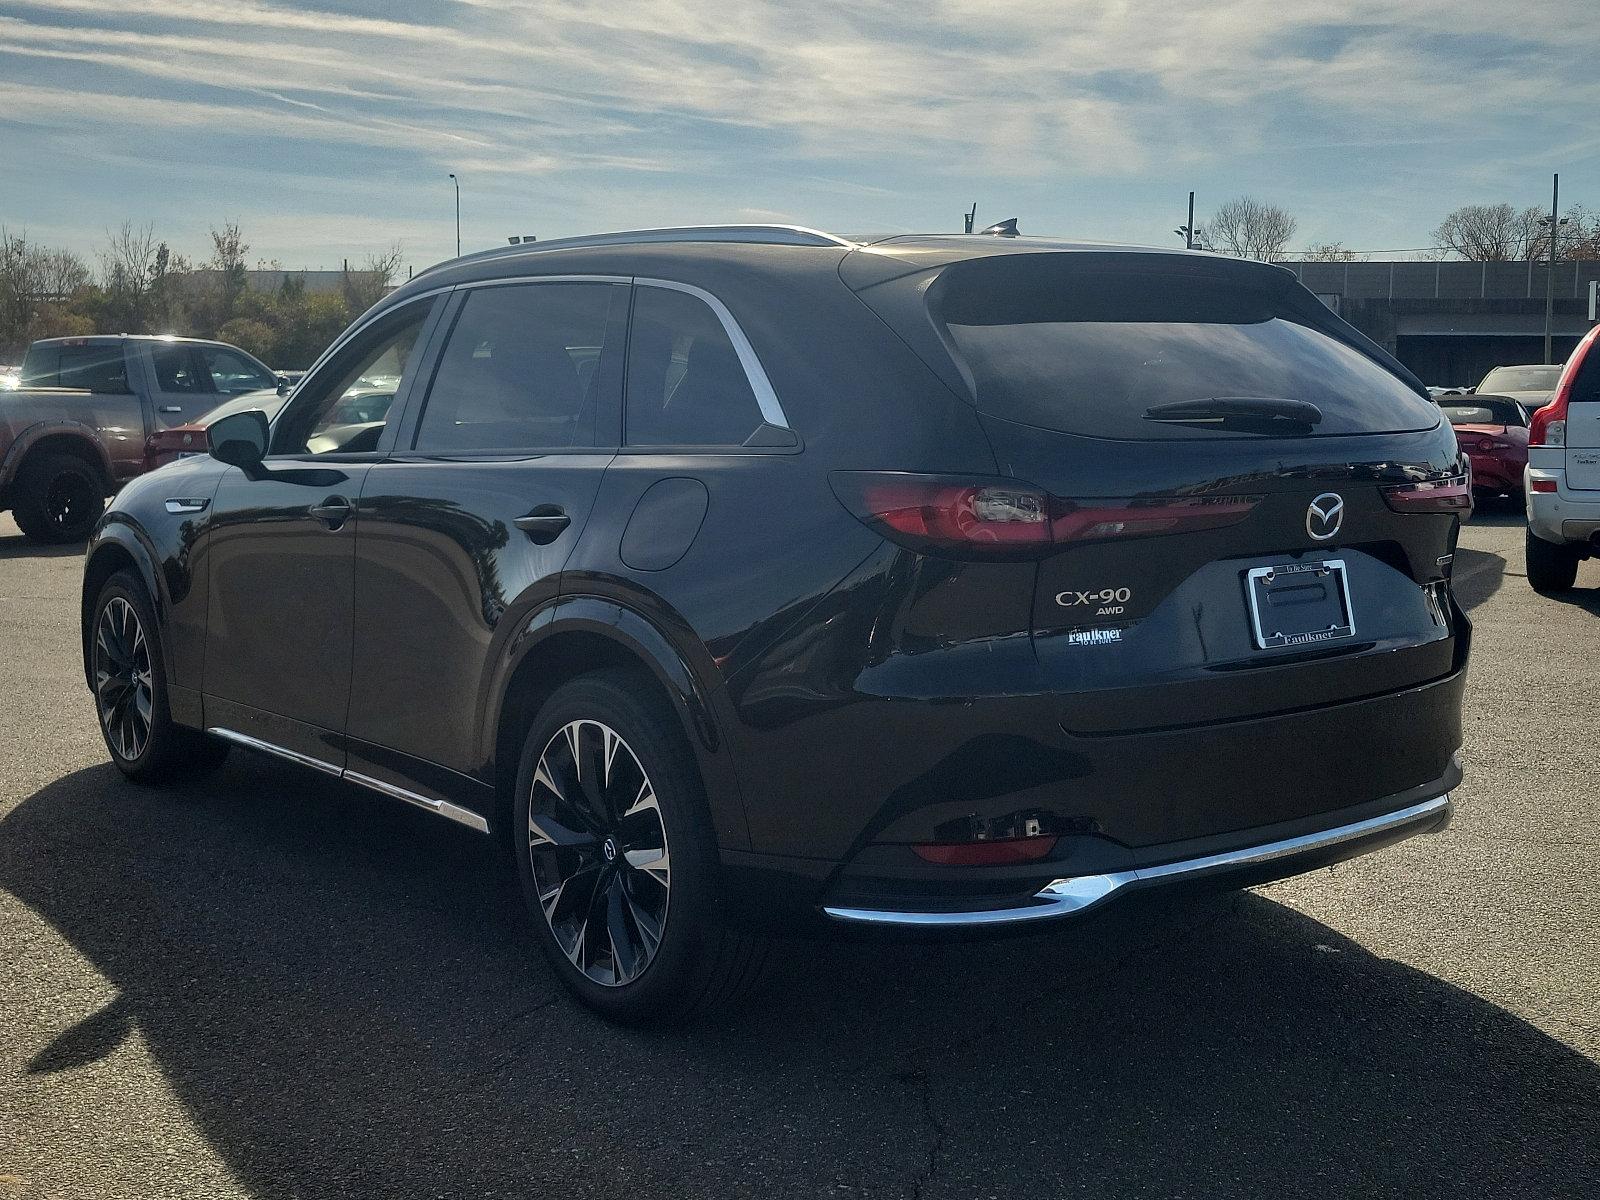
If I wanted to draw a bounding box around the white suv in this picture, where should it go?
[1525,325,1600,593]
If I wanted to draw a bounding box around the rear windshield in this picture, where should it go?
[1479,366,1562,393]
[933,261,1437,440]
[1441,400,1523,427]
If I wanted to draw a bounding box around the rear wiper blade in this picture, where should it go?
[1143,397,1324,426]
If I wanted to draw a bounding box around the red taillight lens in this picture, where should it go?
[832,473,1260,558]
[1380,474,1472,514]
[831,473,1050,557]
[1530,324,1600,446]
[1531,478,1557,493]
[912,836,1059,866]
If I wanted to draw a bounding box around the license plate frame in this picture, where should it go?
[1245,559,1355,650]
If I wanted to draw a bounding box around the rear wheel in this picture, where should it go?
[512,669,769,1023]
[13,452,106,544]
[1525,529,1582,595]
[91,570,229,783]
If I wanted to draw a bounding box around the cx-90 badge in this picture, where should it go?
[1306,492,1345,541]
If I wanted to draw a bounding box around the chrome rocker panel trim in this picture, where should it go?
[206,728,490,834]
[823,794,1452,928]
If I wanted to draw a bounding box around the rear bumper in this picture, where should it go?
[1525,462,1600,545]
[823,790,1452,928]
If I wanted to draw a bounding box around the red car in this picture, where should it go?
[1438,395,1530,500]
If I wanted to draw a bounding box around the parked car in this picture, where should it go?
[1,334,283,542]
[1438,395,1529,500]
[144,380,398,468]
[1524,325,1600,592]
[1475,364,1565,410]
[79,225,1469,1022]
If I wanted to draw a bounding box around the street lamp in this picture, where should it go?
[448,173,460,258]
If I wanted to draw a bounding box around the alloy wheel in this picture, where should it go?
[94,596,153,761]
[528,719,671,987]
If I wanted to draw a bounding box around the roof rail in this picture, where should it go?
[419,224,855,277]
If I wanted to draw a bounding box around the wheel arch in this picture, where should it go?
[2,423,114,498]
[483,596,750,852]
[81,524,168,692]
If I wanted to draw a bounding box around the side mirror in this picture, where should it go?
[276,374,290,395]
[209,409,270,469]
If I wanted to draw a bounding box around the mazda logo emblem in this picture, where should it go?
[1306,493,1345,541]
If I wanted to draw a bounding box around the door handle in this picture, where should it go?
[158,405,184,414]
[309,495,353,530]
[514,506,571,544]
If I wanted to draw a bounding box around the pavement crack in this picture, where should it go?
[895,1066,949,1200]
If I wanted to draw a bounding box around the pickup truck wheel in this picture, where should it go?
[1525,529,1582,595]
[13,452,106,544]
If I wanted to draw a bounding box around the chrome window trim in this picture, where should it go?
[823,794,1452,927]
[634,277,792,432]
[206,728,491,834]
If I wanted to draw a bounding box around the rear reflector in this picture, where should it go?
[912,836,1058,866]
[1380,474,1472,514]
[1531,479,1557,494]
[832,472,1259,558]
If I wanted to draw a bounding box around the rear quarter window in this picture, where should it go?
[930,259,1437,440]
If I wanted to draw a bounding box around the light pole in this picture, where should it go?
[1542,172,1567,365]
[448,173,461,258]
[1174,190,1197,249]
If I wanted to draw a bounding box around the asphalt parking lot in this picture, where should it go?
[1,507,1596,1200]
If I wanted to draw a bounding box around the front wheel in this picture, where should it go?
[512,669,769,1023]
[1525,529,1582,595]
[91,570,229,783]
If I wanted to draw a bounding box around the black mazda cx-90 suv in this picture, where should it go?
[81,225,1469,1021]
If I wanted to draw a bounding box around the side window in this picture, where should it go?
[625,287,765,448]
[150,344,210,393]
[271,301,433,456]
[56,346,130,393]
[413,282,619,452]
[203,346,275,394]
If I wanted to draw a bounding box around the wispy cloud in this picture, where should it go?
[1,0,1596,265]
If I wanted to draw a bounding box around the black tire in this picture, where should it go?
[1525,529,1581,595]
[12,452,106,544]
[90,570,230,784]
[512,668,770,1024]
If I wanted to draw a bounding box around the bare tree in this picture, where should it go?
[97,222,160,329]
[342,242,405,313]
[1430,203,1549,261]
[1299,242,1363,262]
[1200,197,1298,262]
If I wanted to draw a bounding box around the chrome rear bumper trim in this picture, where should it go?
[823,794,1451,928]
[206,728,490,834]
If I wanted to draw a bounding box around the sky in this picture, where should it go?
[2,0,1599,274]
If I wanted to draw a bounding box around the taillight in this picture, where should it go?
[1381,474,1472,514]
[1530,324,1600,446]
[831,472,1260,558]
[1531,479,1557,493]
[830,473,1050,557]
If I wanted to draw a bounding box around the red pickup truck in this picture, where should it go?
[0,335,282,543]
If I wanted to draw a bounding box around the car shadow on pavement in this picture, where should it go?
[3,759,1596,1199]
[0,533,85,560]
